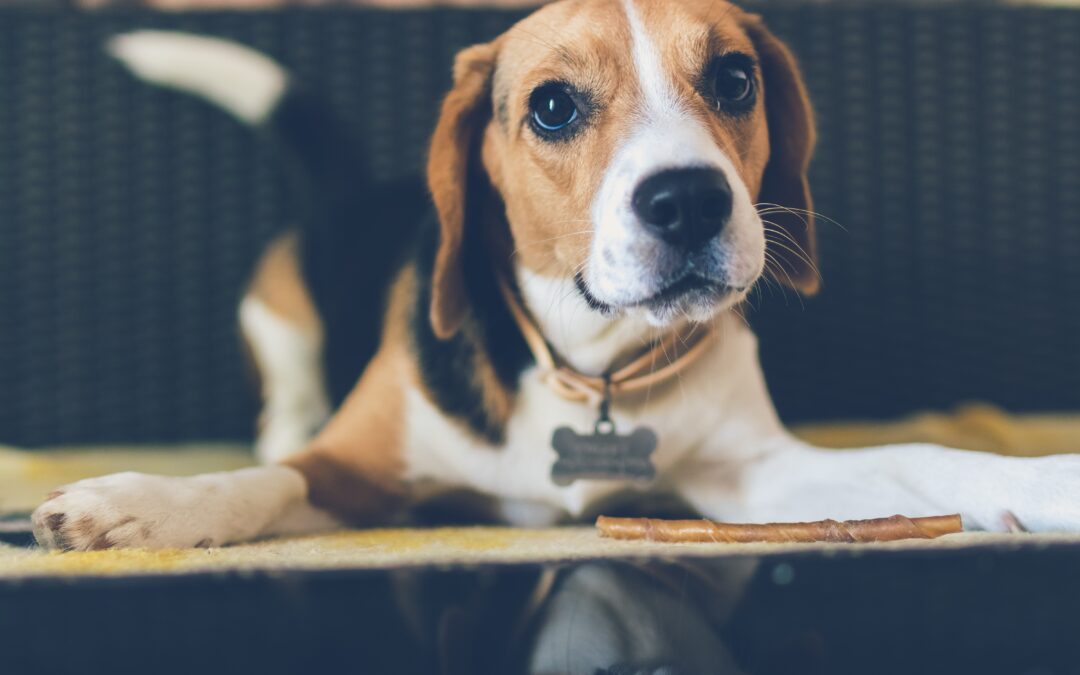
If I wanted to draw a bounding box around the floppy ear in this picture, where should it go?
[744,16,819,295]
[426,42,497,339]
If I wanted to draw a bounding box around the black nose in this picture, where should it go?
[631,167,732,249]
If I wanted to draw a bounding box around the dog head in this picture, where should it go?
[427,0,816,338]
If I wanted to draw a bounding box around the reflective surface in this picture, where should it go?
[5,536,1080,675]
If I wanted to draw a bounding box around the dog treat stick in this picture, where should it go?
[596,514,962,543]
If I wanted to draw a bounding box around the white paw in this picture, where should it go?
[1006,454,1080,533]
[32,466,310,551]
[32,472,229,551]
[932,451,1080,533]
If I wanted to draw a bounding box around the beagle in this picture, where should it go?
[32,0,1080,551]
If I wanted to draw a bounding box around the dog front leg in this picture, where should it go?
[31,465,341,551]
[32,384,409,551]
[31,438,408,551]
[679,439,1080,532]
[32,326,416,550]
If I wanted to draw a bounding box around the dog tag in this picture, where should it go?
[550,380,658,485]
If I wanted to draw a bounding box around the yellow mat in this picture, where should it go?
[3,526,1077,580]
[2,403,1079,579]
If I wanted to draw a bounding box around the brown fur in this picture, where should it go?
[247,232,322,337]
[482,0,636,277]
[281,269,416,522]
[427,42,500,339]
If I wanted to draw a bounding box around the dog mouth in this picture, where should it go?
[575,272,740,314]
[631,274,719,307]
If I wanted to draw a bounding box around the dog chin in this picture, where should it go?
[581,275,747,326]
[636,286,746,326]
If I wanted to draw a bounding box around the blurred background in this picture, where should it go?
[0,0,1078,450]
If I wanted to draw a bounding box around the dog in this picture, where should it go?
[31,0,1080,551]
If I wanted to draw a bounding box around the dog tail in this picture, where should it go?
[107,31,422,405]
[107,31,288,126]
[106,30,367,198]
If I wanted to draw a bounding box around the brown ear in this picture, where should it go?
[744,16,819,294]
[426,42,497,338]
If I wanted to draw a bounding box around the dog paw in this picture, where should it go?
[31,472,221,551]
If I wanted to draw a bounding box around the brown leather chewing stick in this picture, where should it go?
[596,514,963,543]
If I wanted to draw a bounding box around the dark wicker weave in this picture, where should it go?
[0,6,1077,447]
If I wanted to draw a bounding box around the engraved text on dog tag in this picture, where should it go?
[549,382,658,485]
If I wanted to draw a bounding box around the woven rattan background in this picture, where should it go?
[1,7,1078,446]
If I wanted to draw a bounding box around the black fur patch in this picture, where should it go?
[302,177,425,407]
[270,90,428,406]
[411,212,532,445]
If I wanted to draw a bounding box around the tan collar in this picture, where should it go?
[497,273,716,405]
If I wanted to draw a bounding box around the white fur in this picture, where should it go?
[239,297,331,463]
[585,1,765,322]
[680,440,1080,532]
[588,121,764,310]
[31,466,338,550]
[516,265,661,375]
[402,313,779,521]
[623,0,680,117]
[107,31,287,125]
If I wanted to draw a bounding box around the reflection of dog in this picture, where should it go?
[32,0,1080,551]
[524,562,751,675]
[397,559,753,674]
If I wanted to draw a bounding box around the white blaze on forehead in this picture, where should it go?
[623,0,683,118]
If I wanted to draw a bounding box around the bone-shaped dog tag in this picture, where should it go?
[549,382,657,485]
[550,424,658,485]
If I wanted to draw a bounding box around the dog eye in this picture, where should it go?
[715,65,751,101]
[529,83,579,134]
[709,54,756,111]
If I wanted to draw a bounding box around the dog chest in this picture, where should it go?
[401,362,726,520]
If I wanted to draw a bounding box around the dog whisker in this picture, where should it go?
[760,248,805,309]
[763,227,817,270]
[762,222,822,281]
[755,202,847,232]
[510,228,593,258]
